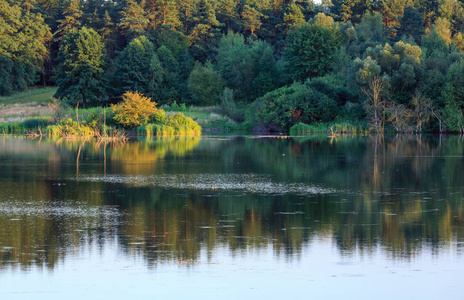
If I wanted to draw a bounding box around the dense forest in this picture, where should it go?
[1,0,464,133]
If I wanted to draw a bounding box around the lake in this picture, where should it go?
[0,135,463,299]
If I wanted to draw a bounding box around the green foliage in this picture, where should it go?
[255,82,337,130]
[111,91,160,128]
[356,12,386,47]
[443,61,464,131]
[150,109,167,124]
[189,0,221,62]
[0,0,51,95]
[165,112,202,135]
[219,87,245,122]
[313,13,335,27]
[118,0,149,40]
[54,27,106,107]
[396,6,424,44]
[422,30,450,58]
[283,3,305,31]
[112,36,163,99]
[188,61,223,105]
[284,23,342,81]
[56,0,83,40]
[243,5,263,35]
[216,32,278,100]
[150,29,189,59]
[137,112,202,136]
[3,0,464,134]
[348,41,421,99]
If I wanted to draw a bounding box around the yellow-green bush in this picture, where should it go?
[112,91,160,127]
[137,113,202,136]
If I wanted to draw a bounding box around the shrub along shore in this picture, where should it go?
[1,91,204,138]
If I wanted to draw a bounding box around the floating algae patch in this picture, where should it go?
[75,174,336,195]
[0,200,121,222]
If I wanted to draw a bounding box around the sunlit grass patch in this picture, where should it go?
[0,87,57,105]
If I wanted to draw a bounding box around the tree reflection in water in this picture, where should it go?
[0,135,463,270]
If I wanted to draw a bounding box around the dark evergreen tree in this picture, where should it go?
[189,0,221,61]
[396,6,424,44]
[118,0,149,40]
[55,27,107,106]
[56,0,83,40]
[112,35,163,99]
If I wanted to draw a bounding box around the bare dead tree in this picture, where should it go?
[410,90,431,133]
[387,103,413,133]
[362,76,386,134]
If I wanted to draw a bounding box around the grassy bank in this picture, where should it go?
[0,87,57,106]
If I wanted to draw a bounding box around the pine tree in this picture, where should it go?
[99,10,117,57]
[242,5,263,35]
[145,0,181,30]
[396,6,424,43]
[56,0,83,41]
[177,0,195,34]
[283,3,305,32]
[216,0,240,33]
[189,0,221,61]
[119,0,149,40]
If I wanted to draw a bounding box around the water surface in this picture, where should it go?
[0,135,463,299]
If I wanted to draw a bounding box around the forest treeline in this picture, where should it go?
[1,0,464,132]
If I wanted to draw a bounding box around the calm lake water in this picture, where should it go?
[0,135,463,299]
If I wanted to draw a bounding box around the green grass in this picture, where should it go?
[0,87,57,105]
[0,116,52,134]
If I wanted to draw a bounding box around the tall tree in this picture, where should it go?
[189,0,221,61]
[118,0,149,40]
[145,0,181,30]
[284,23,342,81]
[283,3,305,32]
[55,27,106,107]
[112,35,163,99]
[433,17,452,44]
[216,0,240,33]
[396,6,424,44]
[379,0,406,36]
[188,61,223,105]
[332,0,373,24]
[98,10,118,57]
[242,5,264,36]
[0,0,51,94]
[55,0,83,40]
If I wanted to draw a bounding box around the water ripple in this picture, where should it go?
[74,174,336,195]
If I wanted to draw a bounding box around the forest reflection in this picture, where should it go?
[0,135,463,271]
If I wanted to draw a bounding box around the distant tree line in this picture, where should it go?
[1,0,464,132]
